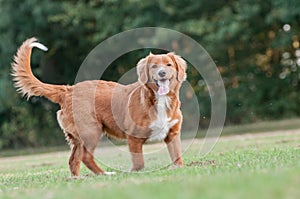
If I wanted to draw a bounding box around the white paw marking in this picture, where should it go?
[104,171,116,175]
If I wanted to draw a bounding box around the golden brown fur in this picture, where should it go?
[11,38,187,176]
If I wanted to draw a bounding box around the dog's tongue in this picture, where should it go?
[157,80,170,95]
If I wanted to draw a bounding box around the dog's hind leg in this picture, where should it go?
[82,146,105,175]
[77,126,106,175]
[69,143,84,177]
[66,132,85,177]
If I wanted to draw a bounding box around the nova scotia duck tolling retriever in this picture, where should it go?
[11,38,187,176]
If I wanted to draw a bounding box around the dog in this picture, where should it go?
[11,38,187,176]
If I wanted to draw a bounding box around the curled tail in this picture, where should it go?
[11,37,67,104]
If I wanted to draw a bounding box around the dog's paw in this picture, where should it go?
[168,164,183,170]
[66,176,86,180]
[130,165,144,172]
[104,171,116,175]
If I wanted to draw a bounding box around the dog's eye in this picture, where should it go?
[167,63,172,67]
[152,64,157,68]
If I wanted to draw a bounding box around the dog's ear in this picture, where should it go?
[137,56,150,84]
[167,52,187,82]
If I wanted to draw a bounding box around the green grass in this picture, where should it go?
[0,130,300,199]
[220,118,300,135]
[192,118,300,138]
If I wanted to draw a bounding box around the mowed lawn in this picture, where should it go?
[0,129,299,199]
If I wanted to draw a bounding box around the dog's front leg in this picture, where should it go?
[164,131,183,168]
[127,136,145,171]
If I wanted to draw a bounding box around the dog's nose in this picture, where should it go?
[158,70,166,77]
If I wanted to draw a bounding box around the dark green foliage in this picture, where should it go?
[0,0,300,149]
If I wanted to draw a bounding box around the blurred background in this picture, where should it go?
[0,0,300,150]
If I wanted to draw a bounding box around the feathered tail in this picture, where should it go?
[11,37,67,104]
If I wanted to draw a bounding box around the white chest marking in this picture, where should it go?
[148,95,178,142]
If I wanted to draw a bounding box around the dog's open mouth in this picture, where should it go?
[154,79,170,95]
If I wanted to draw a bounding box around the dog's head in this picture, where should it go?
[137,52,187,95]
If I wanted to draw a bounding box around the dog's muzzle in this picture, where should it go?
[154,79,170,95]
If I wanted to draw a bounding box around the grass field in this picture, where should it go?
[0,128,300,199]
